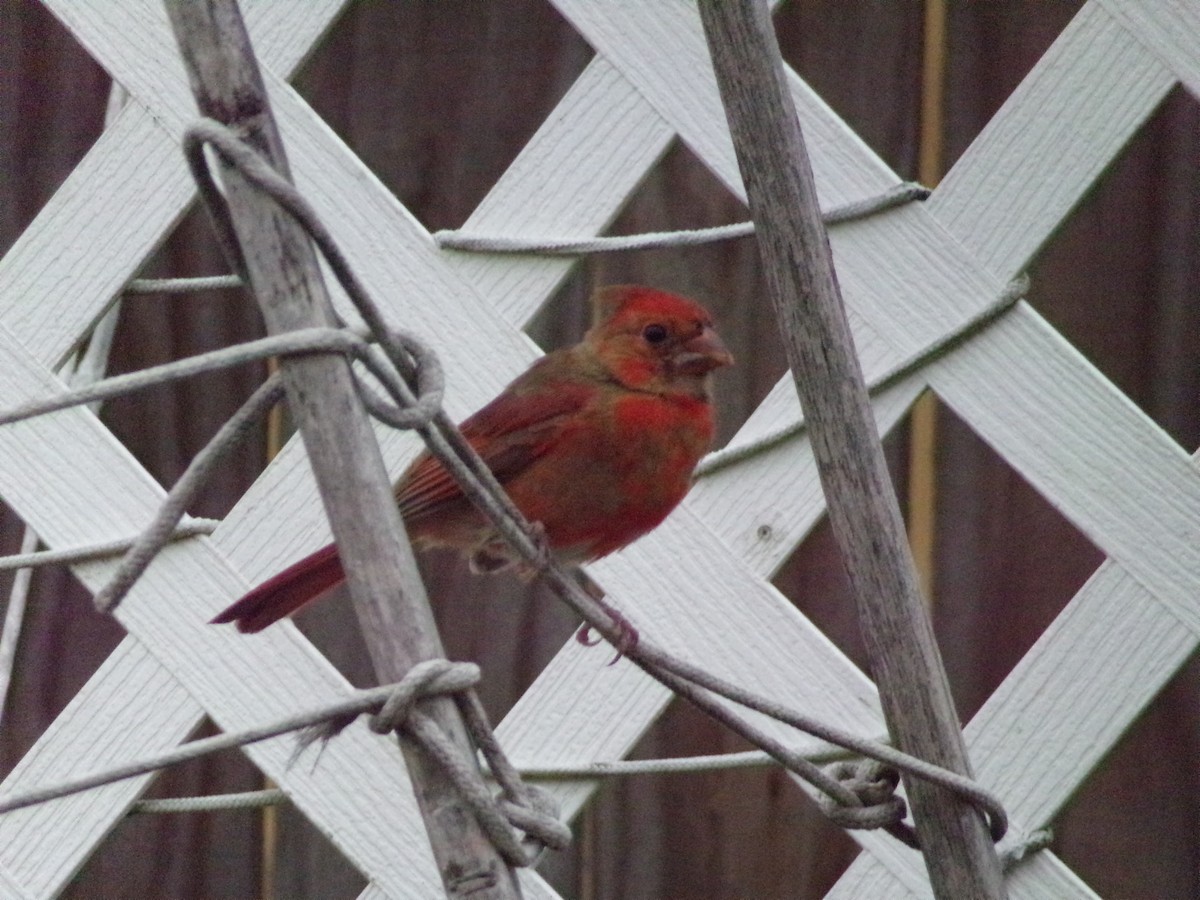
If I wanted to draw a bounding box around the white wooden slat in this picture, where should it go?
[1005,860,1099,900]
[448,55,677,327]
[359,873,564,900]
[7,1,1190,897]
[0,102,193,369]
[4,3,921,897]
[928,1,1176,278]
[0,321,447,897]
[0,862,33,900]
[688,376,923,578]
[969,559,1195,830]
[359,868,565,900]
[829,848,1097,900]
[46,0,346,137]
[551,0,894,207]
[496,502,888,769]
[934,306,1200,631]
[9,0,350,369]
[552,0,1014,371]
[832,498,1168,895]
[1099,0,1200,97]
[239,0,352,77]
[0,641,201,897]
[266,74,540,401]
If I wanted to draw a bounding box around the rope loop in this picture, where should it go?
[350,328,445,431]
[346,659,569,866]
[0,116,1018,866]
[820,759,915,846]
[366,659,479,735]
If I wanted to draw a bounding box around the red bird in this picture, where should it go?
[212,285,733,633]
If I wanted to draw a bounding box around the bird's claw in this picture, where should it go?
[528,520,554,570]
[575,610,639,664]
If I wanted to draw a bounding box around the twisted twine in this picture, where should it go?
[0,120,1031,865]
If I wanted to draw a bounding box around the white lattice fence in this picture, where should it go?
[0,1,1197,898]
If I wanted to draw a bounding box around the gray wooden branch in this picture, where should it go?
[696,3,1007,898]
[162,2,522,896]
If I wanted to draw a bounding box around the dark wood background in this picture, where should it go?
[2,1,1198,897]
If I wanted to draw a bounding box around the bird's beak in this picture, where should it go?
[675,326,734,376]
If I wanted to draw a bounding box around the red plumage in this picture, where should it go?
[212,285,732,632]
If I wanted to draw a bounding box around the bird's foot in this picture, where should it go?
[574,576,639,664]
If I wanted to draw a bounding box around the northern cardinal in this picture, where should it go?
[212,285,732,634]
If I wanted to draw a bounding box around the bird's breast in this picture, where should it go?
[502,392,715,561]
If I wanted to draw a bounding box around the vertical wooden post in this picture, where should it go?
[696,3,1006,898]
[162,2,523,897]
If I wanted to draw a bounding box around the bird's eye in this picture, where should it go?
[642,323,668,344]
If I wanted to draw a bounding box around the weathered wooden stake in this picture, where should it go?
[697,3,1006,898]
[163,2,523,896]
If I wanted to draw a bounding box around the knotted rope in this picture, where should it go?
[0,118,1035,866]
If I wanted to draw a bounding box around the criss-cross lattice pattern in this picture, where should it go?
[1,2,1197,897]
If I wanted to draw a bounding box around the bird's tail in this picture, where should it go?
[211,543,344,633]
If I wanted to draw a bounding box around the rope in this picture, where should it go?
[1001,828,1054,871]
[121,746,862,813]
[695,273,1030,479]
[92,375,286,613]
[0,119,1017,862]
[121,753,1051,870]
[433,181,929,255]
[0,661,566,866]
[0,520,217,572]
[0,327,367,430]
[132,789,287,814]
[125,274,243,294]
[517,744,858,778]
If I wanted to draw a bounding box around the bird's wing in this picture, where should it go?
[396,362,593,523]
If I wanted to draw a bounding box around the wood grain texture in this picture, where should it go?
[835,2,1200,896]
[697,2,1004,896]
[929,2,1175,277]
[25,0,1060,897]
[5,0,1196,896]
[164,1,521,896]
[0,640,200,896]
[0,319,443,897]
[10,0,350,369]
[1099,0,1200,96]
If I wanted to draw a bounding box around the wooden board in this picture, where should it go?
[4,0,1198,896]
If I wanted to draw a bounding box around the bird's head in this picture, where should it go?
[585,285,734,398]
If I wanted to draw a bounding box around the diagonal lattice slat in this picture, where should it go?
[0,1,1196,898]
